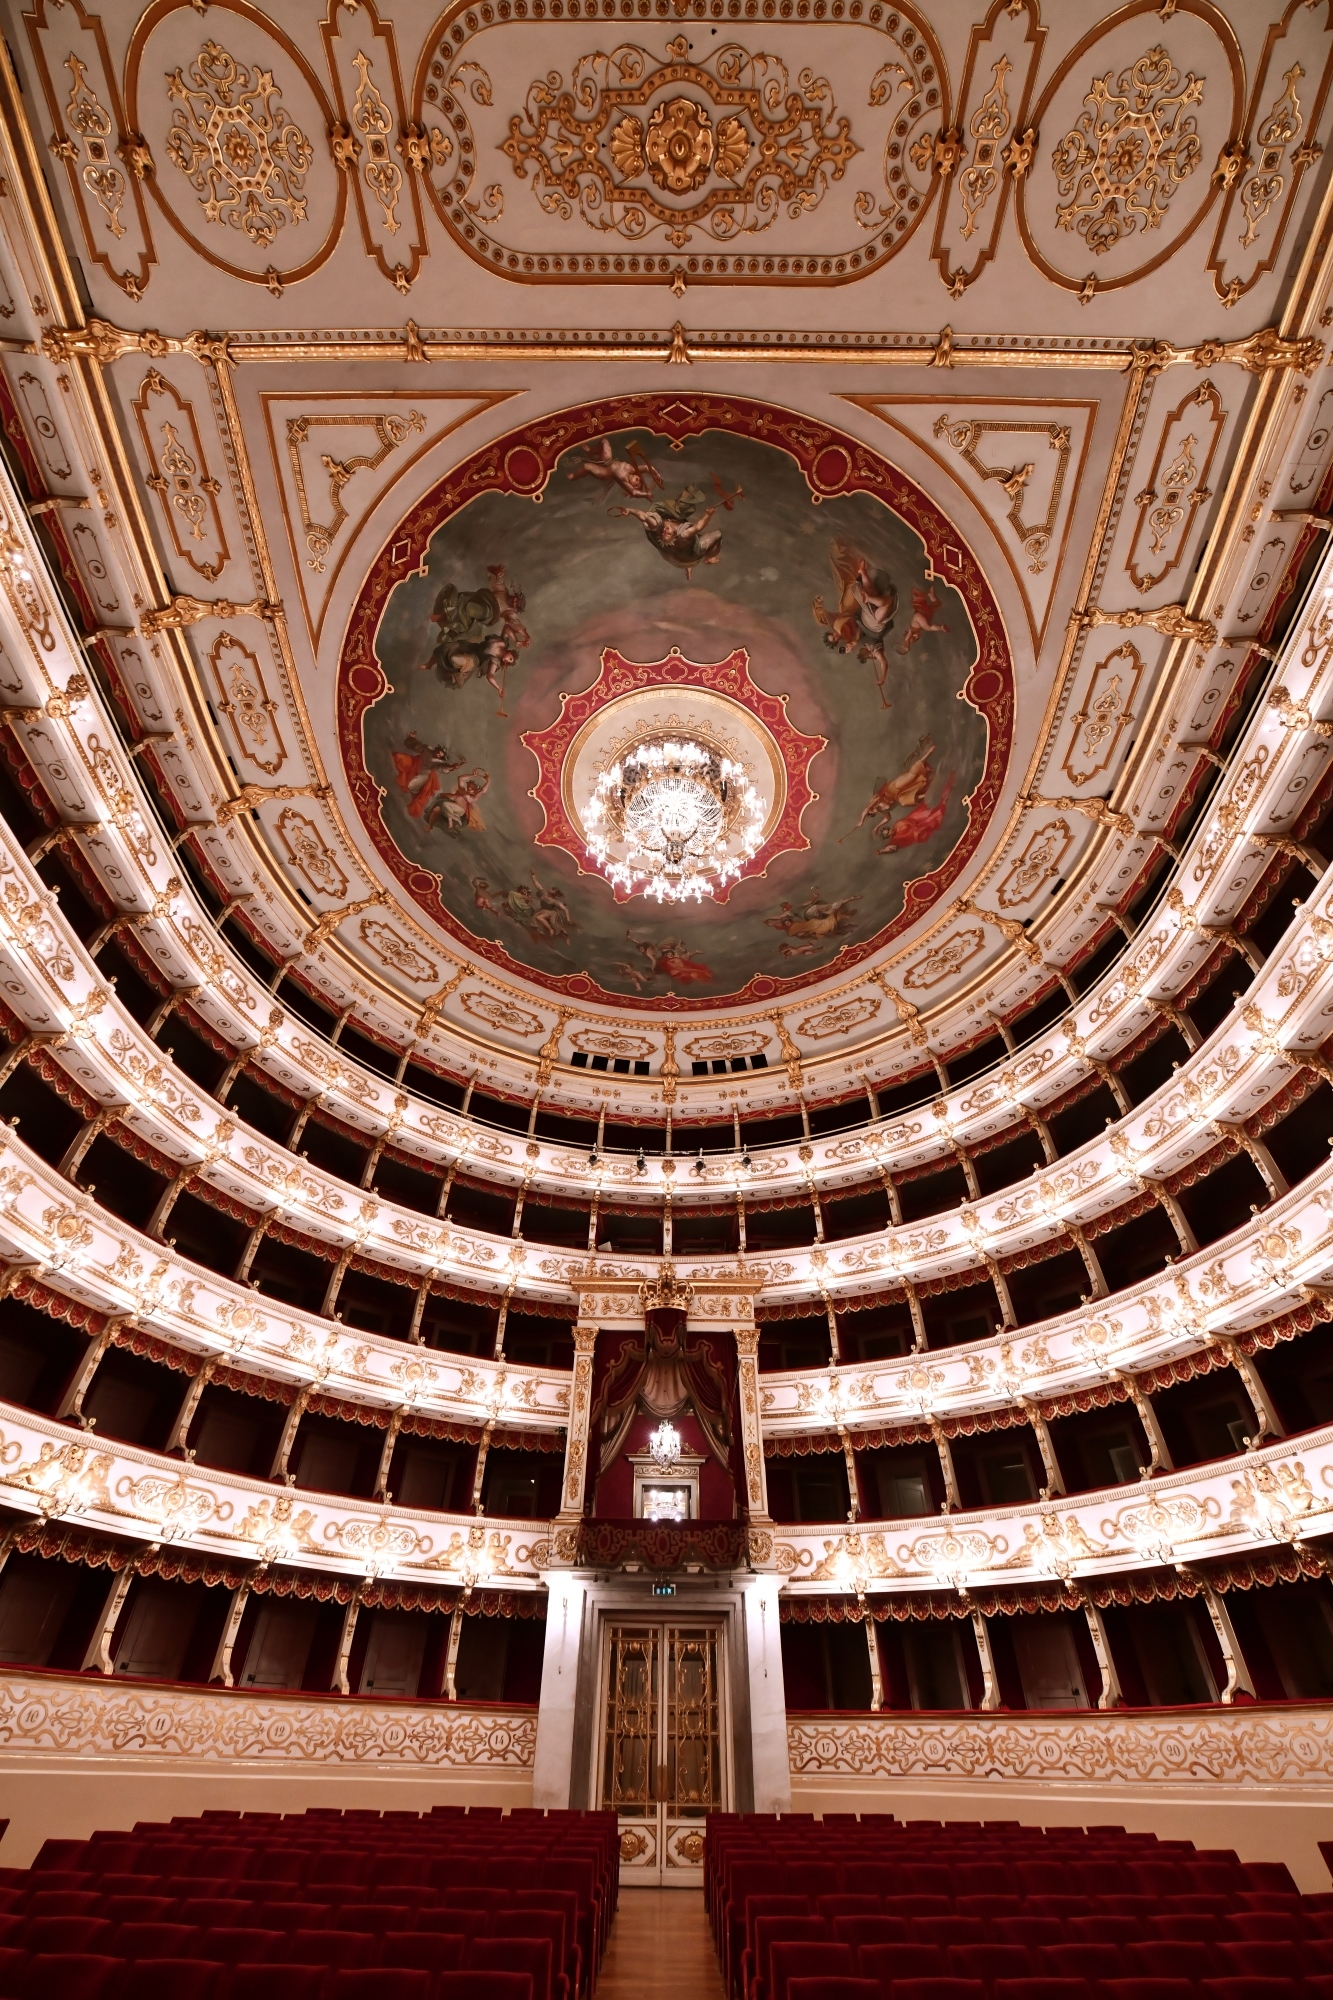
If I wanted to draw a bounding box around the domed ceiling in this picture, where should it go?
[338,395,1010,1007]
[7,0,1331,1110]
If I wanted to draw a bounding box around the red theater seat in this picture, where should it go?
[199,1928,285,1964]
[109,1924,200,1960]
[121,1960,224,2000]
[993,1981,1092,2000]
[1197,1983,1301,2000]
[436,1975,534,2000]
[888,1979,985,2000]
[1098,1982,1196,2000]
[470,1936,555,2000]
[327,1974,431,2000]
[787,1984,881,2000]
[772,1942,856,2000]
[380,1934,468,1972]
[11,1958,120,2000]
[285,1931,377,1968]
[858,1945,946,1990]
[228,1971,329,2000]
[22,1920,113,1960]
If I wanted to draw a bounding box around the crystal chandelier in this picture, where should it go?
[648,1420,683,1470]
[584,734,763,903]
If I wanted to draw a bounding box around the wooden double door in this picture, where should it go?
[597,1619,728,1885]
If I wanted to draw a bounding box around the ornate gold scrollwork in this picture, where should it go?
[501,36,857,251]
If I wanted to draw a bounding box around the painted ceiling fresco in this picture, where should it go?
[340,396,1012,1006]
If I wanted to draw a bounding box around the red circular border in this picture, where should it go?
[337,393,1014,1013]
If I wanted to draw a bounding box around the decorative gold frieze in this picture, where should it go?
[902,928,987,992]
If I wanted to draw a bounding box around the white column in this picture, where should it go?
[733,1325,769,1521]
[740,1572,791,1813]
[559,1323,598,1521]
[1083,1602,1123,1709]
[863,1608,884,1712]
[970,1607,1001,1710]
[532,1569,591,1809]
[1199,1580,1257,1704]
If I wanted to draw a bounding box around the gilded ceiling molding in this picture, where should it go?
[263,390,521,652]
[847,391,1099,651]
[320,0,427,294]
[1206,0,1333,308]
[412,4,947,286]
[121,3,348,293]
[139,591,279,635]
[928,0,1046,299]
[22,0,155,301]
[2,0,1331,1087]
[1125,376,1228,592]
[1013,3,1246,300]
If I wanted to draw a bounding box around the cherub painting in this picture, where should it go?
[611,487,724,578]
[897,584,948,654]
[566,436,664,501]
[847,738,953,853]
[765,890,860,958]
[614,933,714,990]
[845,737,936,846]
[419,565,529,713]
[391,733,464,820]
[473,871,576,946]
[813,539,899,705]
[879,772,954,850]
[424,768,490,836]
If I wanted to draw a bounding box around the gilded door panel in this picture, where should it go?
[599,1618,725,1884]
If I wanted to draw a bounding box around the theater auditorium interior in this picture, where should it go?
[1,0,1333,1993]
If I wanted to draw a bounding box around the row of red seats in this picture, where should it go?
[751,1927,1333,2000]
[706,1834,1297,1936]
[757,1974,1333,2000]
[0,1805,618,2000]
[3,1875,588,1981]
[23,1817,616,1984]
[0,1896,564,1976]
[0,1953,534,2000]
[713,1871,1304,1982]
[705,1813,1329,2000]
[737,1905,1329,2000]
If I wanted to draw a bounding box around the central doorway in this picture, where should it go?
[597,1619,728,1884]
